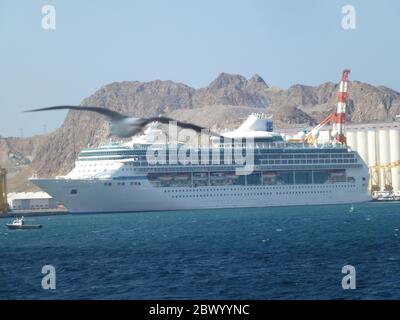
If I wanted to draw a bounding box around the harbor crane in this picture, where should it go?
[303,69,351,145]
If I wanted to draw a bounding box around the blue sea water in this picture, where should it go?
[1,202,400,300]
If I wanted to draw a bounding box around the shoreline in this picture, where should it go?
[0,209,69,219]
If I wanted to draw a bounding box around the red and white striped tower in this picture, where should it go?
[334,69,350,144]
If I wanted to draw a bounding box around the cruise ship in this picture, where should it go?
[31,114,371,213]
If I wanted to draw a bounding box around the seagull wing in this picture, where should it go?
[146,116,220,136]
[25,105,127,121]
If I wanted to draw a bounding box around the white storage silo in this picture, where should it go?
[367,129,378,190]
[367,130,377,166]
[356,130,368,164]
[378,129,391,191]
[346,131,357,151]
[389,129,400,192]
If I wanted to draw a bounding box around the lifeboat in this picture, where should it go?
[175,174,190,180]
[147,173,158,181]
[330,170,345,177]
[226,172,239,179]
[193,172,208,180]
[263,171,278,178]
[159,174,174,181]
[210,172,226,179]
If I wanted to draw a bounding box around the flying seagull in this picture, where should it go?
[26,105,219,138]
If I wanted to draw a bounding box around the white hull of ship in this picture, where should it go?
[31,178,371,214]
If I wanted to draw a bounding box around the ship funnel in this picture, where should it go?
[238,113,273,132]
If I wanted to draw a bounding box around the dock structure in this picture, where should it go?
[7,192,57,210]
[0,167,7,213]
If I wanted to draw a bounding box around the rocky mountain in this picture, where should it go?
[192,73,271,108]
[2,72,400,192]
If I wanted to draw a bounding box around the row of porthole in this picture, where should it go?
[101,182,357,189]
[163,184,356,192]
[170,190,338,198]
[171,193,274,198]
[103,182,142,187]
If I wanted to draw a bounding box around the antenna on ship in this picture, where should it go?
[333,69,350,145]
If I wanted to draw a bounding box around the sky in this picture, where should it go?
[1,0,399,137]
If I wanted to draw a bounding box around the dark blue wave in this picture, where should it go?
[1,202,400,300]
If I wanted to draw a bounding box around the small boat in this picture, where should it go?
[372,191,395,201]
[6,217,42,230]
